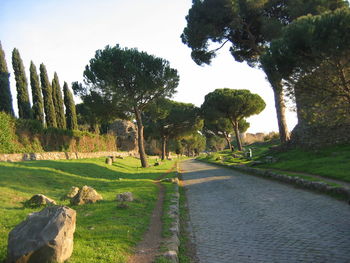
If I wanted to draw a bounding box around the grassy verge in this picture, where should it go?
[0,157,176,263]
[198,140,350,183]
[178,183,196,263]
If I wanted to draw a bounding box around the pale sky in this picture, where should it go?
[0,0,298,133]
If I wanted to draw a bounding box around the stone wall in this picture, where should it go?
[290,123,350,148]
[0,151,138,162]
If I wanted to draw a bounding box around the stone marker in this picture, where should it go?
[105,157,113,165]
[70,185,103,205]
[116,192,134,202]
[61,186,80,200]
[7,206,76,263]
[25,194,56,207]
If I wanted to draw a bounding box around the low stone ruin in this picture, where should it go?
[7,206,76,263]
[109,120,138,152]
[70,186,103,205]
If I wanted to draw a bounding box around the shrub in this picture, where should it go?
[0,112,117,153]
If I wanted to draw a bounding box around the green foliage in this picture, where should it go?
[179,133,206,156]
[52,72,66,129]
[0,112,19,153]
[40,63,57,127]
[81,44,179,116]
[78,44,180,167]
[0,157,177,262]
[12,48,31,119]
[263,8,350,129]
[144,98,203,159]
[0,42,14,116]
[0,112,115,153]
[201,88,265,150]
[63,82,78,130]
[182,0,348,143]
[29,61,44,124]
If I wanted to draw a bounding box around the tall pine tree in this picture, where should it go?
[52,72,66,129]
[12,48,31,119]
[0,41,14,115]
[29,61,44,124]
[40,63,57,127]
[63,82,78,130]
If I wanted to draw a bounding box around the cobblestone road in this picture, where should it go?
[180,160,350,263]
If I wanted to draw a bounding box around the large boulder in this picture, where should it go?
[25,194,56,208]
[7,206,76,263]
[70,186,103,205]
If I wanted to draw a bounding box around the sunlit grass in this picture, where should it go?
[0,157,177,262]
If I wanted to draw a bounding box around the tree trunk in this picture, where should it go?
[233,121,243,151]
[161,136,167,161]
[223,132,233,151]
[272,84,290,143]
[134,106,148,168]
[231,120,243,151]
[265,71,290,143]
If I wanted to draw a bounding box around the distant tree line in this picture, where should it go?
[0,42,78,130]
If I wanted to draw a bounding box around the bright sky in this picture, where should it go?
[0,0,298,133]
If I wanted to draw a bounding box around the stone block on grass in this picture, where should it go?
[7,206,76,263]
[25,194,56,208]
[70,186,103,205]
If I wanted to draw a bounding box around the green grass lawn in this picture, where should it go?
[198,140,350,183]
[0,157,177,263]
[255,143,350,183]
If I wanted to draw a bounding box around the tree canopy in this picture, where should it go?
[52,73,66,129]
[181,0,348,143]
[12,48,31,119]
[0,42,14,116]
[29,61,44,124]
[40,63,57,128]
[63,82,78,130]
[77,44,180,167]
[201,88,265,150]
[144,98,202,160]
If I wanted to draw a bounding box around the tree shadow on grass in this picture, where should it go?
[15,159,167,180]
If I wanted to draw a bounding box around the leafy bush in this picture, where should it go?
[0,112,19,153]
[0,112,117,153]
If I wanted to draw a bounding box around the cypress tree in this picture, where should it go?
[52,72,66,129]
[63,82,78,130]
[29,61,44,124]
[39,63,57,127]
[12,48,32,119]
[0,41,14,115]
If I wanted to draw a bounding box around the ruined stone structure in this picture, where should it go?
[109,120,138,152]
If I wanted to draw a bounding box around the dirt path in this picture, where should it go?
[128,164,176,263]
[128,182,165,263]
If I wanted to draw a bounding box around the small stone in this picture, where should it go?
[70,186,103,206]
[25,194,56,208]
[61,186,79,200]
[163,250,178,263]
[105,157,113,165]
[116,192,133,202]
